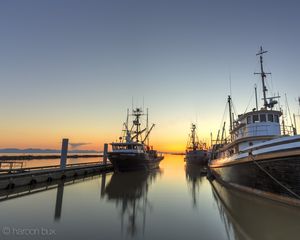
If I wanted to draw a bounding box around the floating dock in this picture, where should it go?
[0,140,113,189]
[0,154,102,161]
[0,161,113,190]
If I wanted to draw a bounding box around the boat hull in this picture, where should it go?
[209,156,300,205]
[108,152,163,172]
[185,150,208,165]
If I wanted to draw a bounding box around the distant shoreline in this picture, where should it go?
[0,154,102,161]
[0,148,99,154]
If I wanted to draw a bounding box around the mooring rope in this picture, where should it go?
[249,152,300,200]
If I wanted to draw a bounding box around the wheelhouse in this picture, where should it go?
[233,110,281,139]
[228,109,282,152]
[111,143,145,153]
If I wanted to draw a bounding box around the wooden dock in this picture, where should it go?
[0,154,102,161]
[0,171,109,202]
[0,161,113,190]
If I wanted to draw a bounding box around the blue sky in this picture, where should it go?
[0,0,300,150]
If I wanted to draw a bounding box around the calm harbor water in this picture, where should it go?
[0,153,101,168]
[0,154,299,240]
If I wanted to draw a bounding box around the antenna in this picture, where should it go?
[254,46,271,108]
[131,96,134,113]
[254,84,258,111]
[126,108,129,128]
[229,70,232,96]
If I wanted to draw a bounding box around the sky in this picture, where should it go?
[1,0,300,152]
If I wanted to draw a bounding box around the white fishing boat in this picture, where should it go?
[209,47,300,206]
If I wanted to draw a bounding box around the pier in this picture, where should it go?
[0,154,102,161]
[0,139,113,190]
[0,161,113,189]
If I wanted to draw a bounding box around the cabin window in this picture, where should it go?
[113,145,127,150]
[274,115,279,123]
[260,114,266,122]
[253,114,259,122]
[268,114,274,122]
[247,116,252,124]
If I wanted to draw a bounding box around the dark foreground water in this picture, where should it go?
[0,154,299,240]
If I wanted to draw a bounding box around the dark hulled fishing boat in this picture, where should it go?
[108,108,164,172]
[185,164,207,208]
[209,47,300,206]
[185,124,208,165]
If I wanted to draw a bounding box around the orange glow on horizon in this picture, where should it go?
[0,116,214,152]
[0,133,212,152]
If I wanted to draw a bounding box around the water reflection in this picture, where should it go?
[1,155,299,240]
[0,174,99,222]
[210,179,300,240]
[54,181,64,221]
[185,164,206,208]
[101,169,162,238]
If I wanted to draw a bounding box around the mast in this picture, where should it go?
[228,95,233,141]
[220,121,226,144]
[191,124,196,150]
[216,129,220,145]
[255,46,271,108]
[133,108,142,142]
[126,108,129,128]
[142,124,155,144]
[146,108,149,146]
[293,114,297,135]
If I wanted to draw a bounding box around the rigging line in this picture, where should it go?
[265,56,274,92]
[131,96,134,112]
[219,102,228,132]
[243,87,255,114]
[270,73,274,96]
[285,94,294,126]
[231,99,238,117]
[249,154,300,200]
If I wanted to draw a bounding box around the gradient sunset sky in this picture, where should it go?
[1,0,300,152]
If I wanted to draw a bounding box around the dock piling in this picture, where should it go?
[60,138,69,169]
[103,143,108,165]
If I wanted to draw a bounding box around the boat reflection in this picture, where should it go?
[102,169,162,238]
[185,164,207,208]
[210,179,300,240]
